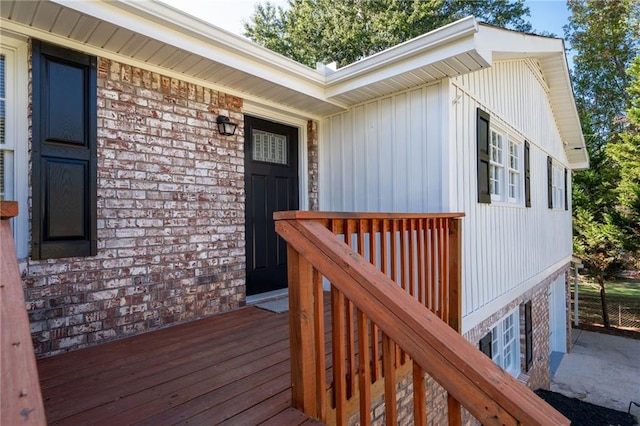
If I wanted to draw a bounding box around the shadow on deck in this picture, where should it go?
[37,304,320,425]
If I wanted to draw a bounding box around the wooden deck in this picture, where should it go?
[36,305,321,425]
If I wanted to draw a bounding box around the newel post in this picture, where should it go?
[1,201,47,425]
[287,241,319,417]
[447,218,462,332]
[447,217,463,425]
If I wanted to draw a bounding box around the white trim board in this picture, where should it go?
[462,256,571,333]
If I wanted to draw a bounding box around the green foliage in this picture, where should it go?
[564,0,640,151]
[573,207,627,277]
[567,0,640,277]
[244,0,532,68]
[607,55,640,264]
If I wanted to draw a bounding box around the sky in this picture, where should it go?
[160,0,572,40]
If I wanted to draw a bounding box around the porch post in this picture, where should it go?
[447,217,463,425]
[287,243,318,417]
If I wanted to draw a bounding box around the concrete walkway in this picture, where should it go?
[551,329,640,415]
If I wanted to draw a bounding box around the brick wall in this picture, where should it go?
[463,265,569,392]
[307,120,319,211]
[24,57,246,357]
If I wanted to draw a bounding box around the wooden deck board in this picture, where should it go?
[37,305,319,425]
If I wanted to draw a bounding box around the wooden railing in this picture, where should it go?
[275,211,569,426]
[0,201,46,424]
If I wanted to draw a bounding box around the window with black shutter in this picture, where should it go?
[32,41,97,260]
[524,141,531,207]
[525,301,533,371]
[547,156,553,209]
[479,331,492,358]
[564,168,568,211]
[477,108,491,204]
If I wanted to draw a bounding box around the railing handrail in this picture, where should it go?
[275,211,465,220]
[275,216,569,425]
[0,201,47,425]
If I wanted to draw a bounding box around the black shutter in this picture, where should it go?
[564,168,568,211]
[477,108,491,204]
[524,141,531,207]
[32,41,97,260]
[547,156,553,209]
[479,331,492,358]
[525,301,533,372]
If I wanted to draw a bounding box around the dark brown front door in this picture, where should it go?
[244,116,299,296]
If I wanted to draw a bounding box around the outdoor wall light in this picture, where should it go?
[216,115,237,136]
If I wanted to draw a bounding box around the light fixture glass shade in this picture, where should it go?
[216,115,237,136]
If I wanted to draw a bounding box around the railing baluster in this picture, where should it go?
[429,218,437,313]
[331,286,347,426]
[369,218,380,383]
[313,268,327,422]
[400,219,407,292]
[413,363,426,426]
[417,218,426,307]
[382,333,397,424]
[409,218,416,298]
[344,220,356,399]
[357,308,372,426]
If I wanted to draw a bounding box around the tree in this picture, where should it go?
[607,55,640,266]
[565,0,640,327]
[244,0,532,68]
[565,0,640,152]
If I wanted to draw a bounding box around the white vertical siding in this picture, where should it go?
[318,59,574,329]
[319,83,445,212]
[450,59,573,322]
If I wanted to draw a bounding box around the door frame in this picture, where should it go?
[549,275,567,354]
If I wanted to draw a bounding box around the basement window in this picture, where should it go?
[479,309,521,378]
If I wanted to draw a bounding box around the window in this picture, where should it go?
[489,127,522,204]
[1,35,28,259]
[547,156,567,210]
[477,108,526,206]
[0,54,12,201]
[252,130,288,165]
[32,41,97,260]
[489,130,504,198]
[479,309,521,377]
[508,141,520,201]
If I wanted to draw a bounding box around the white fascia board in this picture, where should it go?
[327,16,479,83]
[0,18,328,121]
[326,39,489,98]
[50,0,339,107]
[475,24,565,57]
[324,17,484,96]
